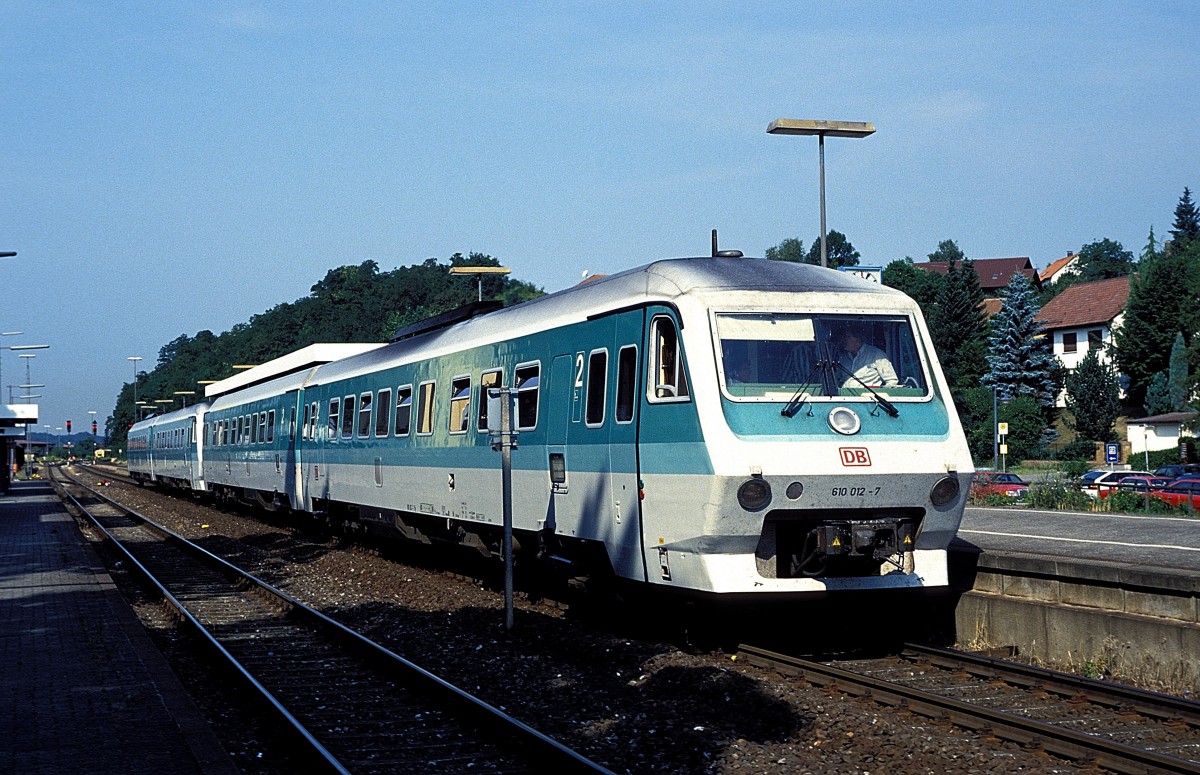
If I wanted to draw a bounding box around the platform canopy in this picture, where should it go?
[0,404,37,437]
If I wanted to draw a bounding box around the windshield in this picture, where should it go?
[715,312,930,401]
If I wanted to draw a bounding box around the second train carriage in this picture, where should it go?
[127,404,207,490]
[133,256,974,598]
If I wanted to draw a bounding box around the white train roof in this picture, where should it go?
[305,257,912,386]
[203,343,385,399]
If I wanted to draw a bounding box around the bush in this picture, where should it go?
[1026,481,1093,511]
[1054,437,1097,461]
[1105,490,1190,516]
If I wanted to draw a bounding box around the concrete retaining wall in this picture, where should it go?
[948,545,1200,693]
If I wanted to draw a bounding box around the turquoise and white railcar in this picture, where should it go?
[127,404,207,490]
[201,344,384,509]
[265,256,972,598]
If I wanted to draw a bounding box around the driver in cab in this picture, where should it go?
[835,326,898,389]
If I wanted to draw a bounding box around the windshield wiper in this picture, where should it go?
[782,345,836,418]
[830,360,900,418]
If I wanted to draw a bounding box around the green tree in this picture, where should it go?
[1074,238,1135,282]
[981,274,1057,407]
[998,396,1047,462]
[1144,372,1173,416]
[882,258,943,310]
[1141,225,1160,263]
[930,257,988,391]
[1114,244,1200,409]
[927,239,966,264]
[1170,187,1199,247]
[1168,331,1190,411]
[765,237,805,263]
[1064,349,1123,442]
[803,230,860,268]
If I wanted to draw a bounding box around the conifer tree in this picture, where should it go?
[1144,372,1173,416]
[1168,332,1190,411]
[1064,349,1122,442]
[981,274,1057,407]
[1170,187,1200,246]
[930,257,988,390]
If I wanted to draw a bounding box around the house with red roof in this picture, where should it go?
[915,256,1040,296]
[1036,275,1131,406]
[1039,252,1080,286]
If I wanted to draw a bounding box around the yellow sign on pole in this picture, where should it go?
[997,422,1009,436]
[1000,443,1009,455]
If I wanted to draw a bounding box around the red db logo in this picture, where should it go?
[839,447,871,466]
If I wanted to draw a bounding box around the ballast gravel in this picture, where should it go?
[92,475,1080,774]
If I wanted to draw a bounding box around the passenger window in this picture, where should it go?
[395,385,413,436]
[328,398,341,441]
[616,345,637,423]
[341,394,355,438]
[514,362,540,431]
[650,316,689,401]
[301,404,309,440]
[375,389,392,437]
[308,402,319,441]
[267,409,276,443]
[585,349,608,427]
[417,381,436,436]
[477,370,502,431]
[449,376,471,434]
[357,392,373,438]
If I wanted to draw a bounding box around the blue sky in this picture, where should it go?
[3,2,1198,439]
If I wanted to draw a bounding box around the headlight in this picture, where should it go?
[827,406,861,435]
[930,475,961,506]
[737,477,772,511]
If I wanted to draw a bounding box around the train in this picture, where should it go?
[128,255,973,600]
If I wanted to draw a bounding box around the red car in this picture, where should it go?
[1149,477,1200,509]
[1116,475,1173,493]
[970,471,1030,499]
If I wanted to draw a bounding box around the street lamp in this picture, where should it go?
[1,340,48,394]
[767,118,875,268]
[173,390,195,407]
[449,265,511,302]
[127,356,144,406]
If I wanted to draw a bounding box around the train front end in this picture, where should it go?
[638,262,973,598]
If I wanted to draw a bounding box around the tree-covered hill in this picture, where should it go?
[107,253,543,450]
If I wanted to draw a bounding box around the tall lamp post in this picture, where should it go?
[127,356,143,406]
[767,118,875,268]
[449,265,511,302]
[1,340,48,395]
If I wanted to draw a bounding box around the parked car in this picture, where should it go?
[1152,464,1200,480]
[1077,470,1154,499]
[1116,475,1173,493]
[970,471,1030,499]
[1148,477,1200,509]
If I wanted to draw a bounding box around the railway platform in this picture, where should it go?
[0,480,238,774]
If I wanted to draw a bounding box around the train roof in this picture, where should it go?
[203,343,385,399]
[128,402,205,434]
[304,256,912,385]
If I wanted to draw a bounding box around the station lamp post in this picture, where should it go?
[1,340,48,394]
[127,356,143,406]
[448,265,511,302]
[173,390,195,407]
[767,118,875,268]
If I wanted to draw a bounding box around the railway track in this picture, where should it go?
[51,465,612,775]
[738,642,1200,774]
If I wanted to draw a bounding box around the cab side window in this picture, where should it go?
[649,316,689,401]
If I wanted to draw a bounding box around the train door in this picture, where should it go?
[283,391,300,509]
[605,310,645,581]
[545,355,573,536]
[636,307,704,583]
